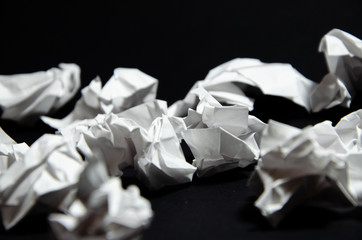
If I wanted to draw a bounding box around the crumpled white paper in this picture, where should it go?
[0,63,81,123]
[0,127,153,238]
[316,28,362,105]
[0,127,29,175]
[42,68,158,129]
[181,87,267,176]
[169,57,351,116]
[251,109,362,226]
[169,29,362,116]
[1,28,361,237]
[0,134,84,229]
[58,100,196,190]
[49,159,153,240]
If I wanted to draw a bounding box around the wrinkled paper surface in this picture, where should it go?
[0,127,29,175]
[49,159,153,240]
[58,100,196,190]
[319,28,362,98]
[42,68,158,129]
[0,64,81,123]
[1,28,362,237]
[251,109,362,226]
[180,86,266,176]
[169,57,351,116]
[168,29,362,116]
[0,134,84,229]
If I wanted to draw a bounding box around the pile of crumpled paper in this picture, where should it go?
[0,28,361,239]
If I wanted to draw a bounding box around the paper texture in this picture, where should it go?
[1,28,362,237]
[251,109,362,226]
[181,87,266,176]
[169,57,351,116]
[58,100,196,190]
[42,68,158,129]
[0,64,80,123]
[0,132,153,239]
[169,29,362,116]
[317,28,362,102]
[0,127,29,176]
[0,134,84,229]
[49,160,153,240]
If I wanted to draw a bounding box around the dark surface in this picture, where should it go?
[1,0,362,239]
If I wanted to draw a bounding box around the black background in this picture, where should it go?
[0,0,362,239]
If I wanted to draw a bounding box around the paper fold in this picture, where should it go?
[180,86,266,176]
[49,159,153,240]
[0,134,84,229]
[42,68,158,129]
[58,100,196,190]
[251,109,362,226]
[0,63,81,122]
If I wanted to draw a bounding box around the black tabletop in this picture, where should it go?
[0,1,362,239]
